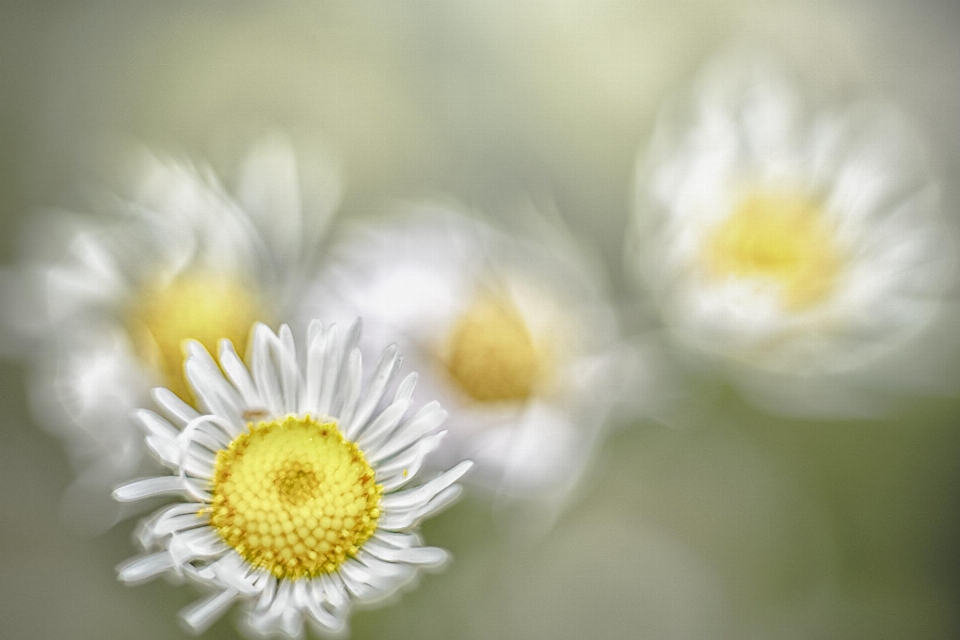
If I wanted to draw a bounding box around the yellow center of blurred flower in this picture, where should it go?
[444,293,547,403]
[126,272,264,401]
[207,415,382,580]
[703,190,841,310]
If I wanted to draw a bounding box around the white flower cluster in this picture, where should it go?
[0,45,954,638]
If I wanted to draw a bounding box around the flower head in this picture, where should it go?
[627,49,956,414]
[0,137,339,527]
[301,205,627,510]
[114,320,472,637]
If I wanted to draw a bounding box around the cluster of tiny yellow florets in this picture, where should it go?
[445,293,546,403]
[206,414,382,580]
[126,271,265,401]
[703,189,842,311]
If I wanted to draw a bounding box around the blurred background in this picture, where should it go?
[2,1,960,638]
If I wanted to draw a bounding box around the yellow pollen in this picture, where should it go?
[208,415,382,580]
[443,293,547,403]
[126,272,264,401]
[703,189,842,310]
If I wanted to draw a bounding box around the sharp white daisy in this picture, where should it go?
[0,137,339,526]
[627,50,956,415]
[114,320,472,637]
[301,205,625,510]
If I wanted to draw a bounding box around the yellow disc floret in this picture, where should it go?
[703,189,842,310]
[444,292,548,403]
[126,271,265,401]
[207,415,382,580]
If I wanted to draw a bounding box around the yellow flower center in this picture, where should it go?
[703,189,842,310]
[126,272,265,400]
[207,415,382,580]
[443,293,548,403]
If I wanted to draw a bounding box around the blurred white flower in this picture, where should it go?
[301,204,631,518]
[0,136,340,529]
[627,50,957,416]
[114,321,471,637]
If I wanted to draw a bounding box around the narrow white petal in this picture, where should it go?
[145,435,181,468]
[371,530,422,549]
[117,552,176,583]
[365,544,448,567]
[319,573,349,612]
[416,484,465,520]
[337,560,385,600]
[392,372,418,405]
[353,553,418,593]
[303,328,327,414]
[278,324,300,413]
[137,409,179,440]
[169,527,228,565]
[340,318,363,359]
[296,581,344,633]
[252,323,284,414]
[137,502,202,547]
[219,339,261,407]
[316,324,341,417]
[180,589,239,635]
[152,388,201,428]
[347,344,400,437]
[184,340,220,375]
[151,512,208,538]
[357,398,410,452]
[307,318,324,347]
[185,359,244,433]
[113,476,185,502]
[370,402,448,464]
[376,434,447,492]
[336,348,363,433]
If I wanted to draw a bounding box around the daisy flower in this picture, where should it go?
[0,137,340,527]
[301,205,625,513]
[114,320,472,637]
[627,50,956,415]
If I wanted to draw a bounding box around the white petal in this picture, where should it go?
[334,348,363,430]
[302,327,327,414]
[370,401,448,464]
[113,476,186,502]
[319,573,349,612]
[278,324,301,413]
[375,430,446,491]
[137,502,202,547]
[392,372,418,405]
[364,543,448,567]
[315,324,341,417]
[117,552,176,583]
[152,388,201,428]
[307,318,324,347]
[145,435,181,468]
[184,359,244,433]
[136,409,179,440]
[347,344,400,438]
[357,398,410,453]
[337,560,388,600]
[219,339,261,407]
[180,589,239,635]
[371,530,422,549]
[251,323,285,414]
[295,581,345,633]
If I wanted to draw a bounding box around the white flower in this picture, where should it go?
[301,205,625,510]
[0,137,339,527]
[114,320,472,637]
[627,50,956,415]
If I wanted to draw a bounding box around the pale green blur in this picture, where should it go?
[2,2,960,639]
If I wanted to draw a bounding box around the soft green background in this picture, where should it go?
[2,2,960,639]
